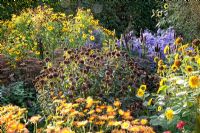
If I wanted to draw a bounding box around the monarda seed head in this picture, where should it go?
[192,39,200,47]
[43,66,47,70]
[95,56,100,60]
[112,51,115,56]
[64,60,70,65]
[48,67,53,72]
[92,54,97,58]
[40,80,45,85]
[64,47,68,51]
[116,52,121,57]
[79,60,84,64]
[67,50,72,54]
[53,72,59,78]
[50,82,54,87]
[45,57,50,62]
[45,51,49,55]
[48,74,54,79]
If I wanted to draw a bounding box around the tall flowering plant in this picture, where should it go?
[142,38,200,132]
[0,6,115,65]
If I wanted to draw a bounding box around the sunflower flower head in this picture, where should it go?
[137,89,145,97]
[189,76,200,88]
[90,35,95,41]
[185,65,193,73]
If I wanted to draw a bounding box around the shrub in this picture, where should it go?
[0,0,161,36]
[0,53,43,86]
[156,1,200,41]
[34,46,158,114]
[0,81,39,116]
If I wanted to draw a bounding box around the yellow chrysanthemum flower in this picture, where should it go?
[118,109,124,115]
[113,100,121,107]
[165,109,174,121]
[140,119,148,125]
[76,120,88,127]
[86,96,94,108]
[121,121,130,129]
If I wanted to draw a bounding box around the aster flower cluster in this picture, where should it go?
[117,27,176,60]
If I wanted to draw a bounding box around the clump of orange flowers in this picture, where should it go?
[0,98,155,133]
[48,97,155,132]
[0,105,28,133]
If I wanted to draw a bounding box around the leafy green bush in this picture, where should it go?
[0,0,161,36]
[156,1,200,41]
[0,82,39,116]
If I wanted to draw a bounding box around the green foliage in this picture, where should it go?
[157,1,200,41]
[0,81,39,116]
[0,0,161,36]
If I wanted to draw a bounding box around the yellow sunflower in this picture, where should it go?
[154,56,159,63]
[185,65,193,73]
[157,11,162,17]
[140,84,147,91]
[189,76,200,88]
[47,26,54,31]
[175,37,182,45]
[137,89,145,97]
[171,64,178,72]
[164,3,169,10]
[90,35,95,41]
